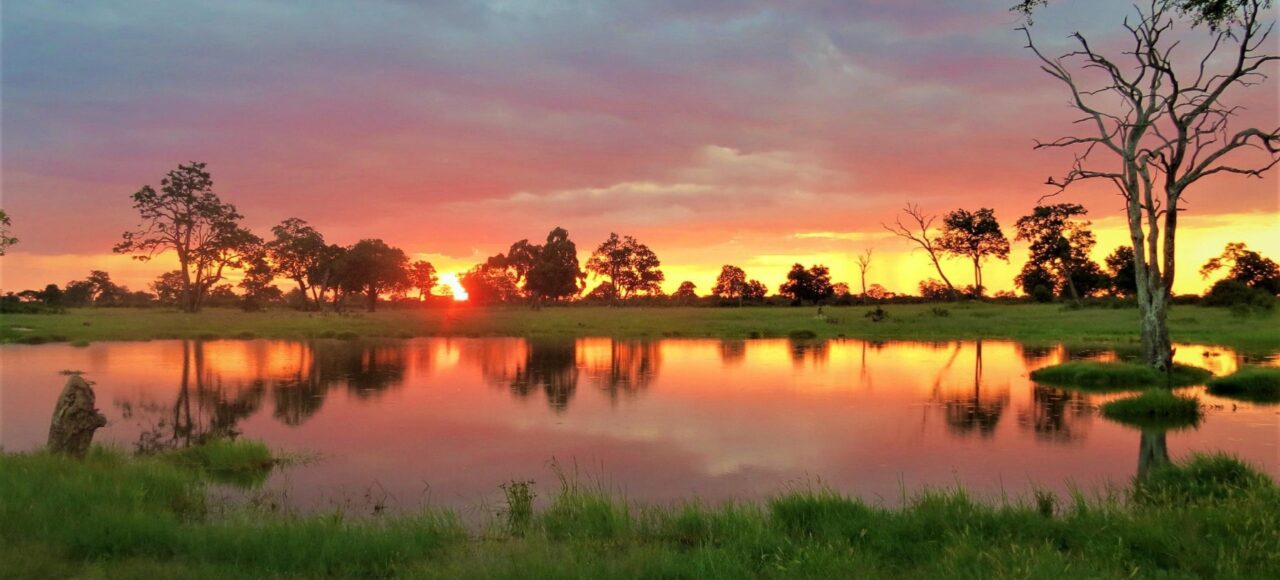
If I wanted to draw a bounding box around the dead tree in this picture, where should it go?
[883,203,958,299]
[856,248,874,301]
[1023,0,1279,369]
[47,375,107,457]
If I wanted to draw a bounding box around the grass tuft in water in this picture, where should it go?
[1100,389,1202,429]
[1030,361,1211,390]
[1206,366,1280,403]
[159,439,275,488]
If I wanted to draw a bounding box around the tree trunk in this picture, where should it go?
[367,287,378,312]
[47,375,107,457]
[1138,284,1173,372]
[1136,430,1170,480]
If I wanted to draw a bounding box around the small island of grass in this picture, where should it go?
[1029,361,1212,390]
[1100,389,1203,429]
[1206,367,1280,404]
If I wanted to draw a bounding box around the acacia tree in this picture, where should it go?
[267,218,326,308]
[586,233,665,300]
[115,162,257,312]
[938,208,1010,297]
[779,263,835,305]
[883,203,958,300]
[1200,242,1280,293]
[408,260,438,300]
[1021,0,1280,369]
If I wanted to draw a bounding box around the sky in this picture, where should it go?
[2,0,1277,297]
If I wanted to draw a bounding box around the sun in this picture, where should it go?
[438,272,469,301]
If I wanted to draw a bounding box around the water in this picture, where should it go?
[2,338,1276,513]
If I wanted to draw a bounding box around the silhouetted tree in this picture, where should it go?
[115,162,257,312]
[0,209,16,255]
[1200,242,1280,294]
[337,239,410,312]
[460,261,520,304]
[267,218,327,309]
[939,208,1010,297]
[712,265,749,306]
[883,203,958,299]
[1105,246,1139,297]
[150,271,185,305]
[525,227,586,303]
[779,263,834,305]
[586,233,664,300]
[744,280,768,302]
[672,281,698,304]
[308,244,347,309]
[239,243,280,311]
[408,260,438,300]
[856,248,873,300]
[1015,204,1102,303]
[1022,0,1279,369]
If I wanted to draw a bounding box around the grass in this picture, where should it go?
[159,439,277,488]
[1,303,1278,353]
[1100,389,1203,430]
[1,446,1278,578]
[1029,361,1213,390]
[1206,366,1280,403]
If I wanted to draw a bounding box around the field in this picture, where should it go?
[3,303,1277,353]
[2,446,1277,579]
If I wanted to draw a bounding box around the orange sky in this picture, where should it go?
[2,1,1276,297]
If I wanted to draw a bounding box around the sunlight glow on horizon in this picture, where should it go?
[439,272,469,301]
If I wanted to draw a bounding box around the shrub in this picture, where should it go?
[1203,279,1275,315]
[1134,453,1275,506]
[1206,367,1280,403]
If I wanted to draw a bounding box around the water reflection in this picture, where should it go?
[2,336,1275,512]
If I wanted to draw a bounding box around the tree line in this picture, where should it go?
[2,161,1275,314]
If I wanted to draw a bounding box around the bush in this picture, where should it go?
[1206,367,1280,403]
[1029,361,1212,390]
[1203,279,1275,315]
[1100,389,1202,429]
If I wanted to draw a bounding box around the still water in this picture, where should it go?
[2,338,1276,512]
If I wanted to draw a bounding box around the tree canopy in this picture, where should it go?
[586,233,665,300]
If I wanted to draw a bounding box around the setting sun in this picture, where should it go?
[438,272,468,302]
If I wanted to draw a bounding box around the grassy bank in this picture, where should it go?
[2,303,1277,352]
[2,446,1277,578]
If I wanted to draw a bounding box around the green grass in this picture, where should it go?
[2,303,1278,353]
[159,439,276,488]
[1206,367,1280,404]
[1100,389,1203,430]
[2,447,1278,578]
[1029,361,1213,390]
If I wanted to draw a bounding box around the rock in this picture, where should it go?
[47,375,107,457]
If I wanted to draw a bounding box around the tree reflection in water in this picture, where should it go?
[1137,429,1171,480]
[582,339,661,403]
[1016,385,1093,443]
[482,338,663,412]
[936,340,1010,438]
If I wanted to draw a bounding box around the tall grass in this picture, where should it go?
[1029,361,1211,390]
[1100,389,1203,429]
[2,446,1278,578]
[1206,366,1280,403]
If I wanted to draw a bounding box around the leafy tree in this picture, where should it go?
[460,261,520,304]
[1021,0,1279,368]
[0,209,16,255]
[883,203,958,299]
[1105,246,1139,297]
[865,284,891,301]
[239,244,279,311]
[151,271,186,305]
[114,162,258,312]
[938,208,1010,297]
[1015,204,1102,303]
[408,260,439,300]
[525,227,586,303]
[778,263,834,305]
[919,279,953,301]
[336,239,410,312]
[744,279,768,302]
[586,233,665,300]
[711,265,749,306]
[672,281,698,304]
[1200,242,1280,295]
[37,284,64,306]
[308,244,347,309]
[267,218,327,308]
[1016,264,1056,303]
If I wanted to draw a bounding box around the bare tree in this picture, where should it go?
[1023,0,1279,369]
[856,248,874,300]
[883,203,958,299]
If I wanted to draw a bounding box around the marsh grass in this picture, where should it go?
[1100,389,1203,429]
[2,445,1279,578]
[1029,361,1212,390]
[159,439,276,488]
[1206,366,1280,403]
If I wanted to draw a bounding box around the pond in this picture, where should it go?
[2,338,1276,514]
